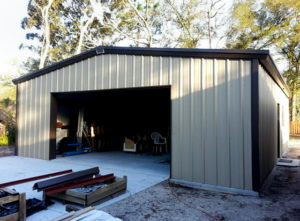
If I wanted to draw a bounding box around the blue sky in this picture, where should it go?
[0,0,286,78]
[0,1,28,78]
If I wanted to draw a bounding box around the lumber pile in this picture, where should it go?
[31,167,126,206]
[49,206,122,221]
[0,188,26,221]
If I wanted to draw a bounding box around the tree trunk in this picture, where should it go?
[39,0,54,69]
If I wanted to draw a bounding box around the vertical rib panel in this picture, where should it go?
[162,57,169,86]
[66,66,71,92]
[96,56,103,90]
[192,58,203,182]
[103,55,110,89]
[229,60,244,188]
[200,59,206,182]
[216,60,230,187]
[204,59,217,185]
[126,55,133,87]
[30,79,37,158]
[44,73,51,159]
[57,68,63,92]
[40,75,47,159]
[83,59,89,91]
[143,56,150,87]
[118,55,126,88]
[35,77,41,158]
[242,60,252,190]
[89,57,96,90]
[24,81,30,157]
[181,58,192,181]
[70,64,76,91]
[152,57,159,86]
[52,70,58,92]
[76,62,82,91]
[62,67,68,91]
[171,57,181,179]
[135,56,142,87]
[111,55,118,88]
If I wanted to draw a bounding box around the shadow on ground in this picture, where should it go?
[102,148,300,221]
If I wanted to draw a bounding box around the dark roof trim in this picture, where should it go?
[12,46,290,97]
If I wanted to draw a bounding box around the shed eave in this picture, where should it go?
[12,46,289,97]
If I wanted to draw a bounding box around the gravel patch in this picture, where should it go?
[102,148,300,221]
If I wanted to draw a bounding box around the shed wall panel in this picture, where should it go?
[258,65,289,185]
[17,55,253,190]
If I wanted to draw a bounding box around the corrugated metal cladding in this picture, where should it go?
[17,54,253,190]
[258,65,289,185]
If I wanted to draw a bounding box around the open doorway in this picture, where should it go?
[50,86,171,161]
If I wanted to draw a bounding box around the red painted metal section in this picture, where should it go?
[45,173,115,195]
[0,169,73,188]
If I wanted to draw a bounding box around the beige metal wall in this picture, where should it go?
[17,55,253,190]
[258,65,289,184]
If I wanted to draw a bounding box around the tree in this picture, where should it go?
[21,0,64,69]
[117,0,162,47]
[164,0,205,48]
[226,0,300,120]
[21,0,122,71]
[202,0,226,48]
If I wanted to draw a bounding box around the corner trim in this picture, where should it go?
[15,84,19,156]
[251,59,260,191]
[49,94,57,160]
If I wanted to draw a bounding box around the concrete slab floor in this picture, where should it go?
[0,151,170,220]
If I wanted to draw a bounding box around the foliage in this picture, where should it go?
[21,0,229,70]
[163,0,205,48]
[0,135,8,146]
[226,0,300,120]
[6,123,15,145]
[0,74,16,112]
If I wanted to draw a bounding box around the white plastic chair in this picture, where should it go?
[151,132,167,154]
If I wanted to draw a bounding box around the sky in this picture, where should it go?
[0,1,28,78]
[0,0,286,79]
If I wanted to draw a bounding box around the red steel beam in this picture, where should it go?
[45,173,115,195]
[0,169,73,188]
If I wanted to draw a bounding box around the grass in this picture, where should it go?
[0,135,8,146]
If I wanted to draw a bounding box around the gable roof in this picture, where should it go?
[12,46,290,97]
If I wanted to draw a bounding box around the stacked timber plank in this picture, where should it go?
[0,188,26,221]
[31,167,127,207]
[47,176,127,206]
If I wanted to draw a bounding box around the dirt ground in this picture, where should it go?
[102,148,300,221]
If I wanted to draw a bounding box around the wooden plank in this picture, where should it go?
[19,193,26,221]
[87,177,127,205]
[0,188,18,195]
[0,212,19,221]
[0,195,19,205]
[48,192,86,205]
[47,176,127,207]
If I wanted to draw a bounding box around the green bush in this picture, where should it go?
[0,135,8,146]
[6,124,15,145]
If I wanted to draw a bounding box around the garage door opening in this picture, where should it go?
[50,86,171,162]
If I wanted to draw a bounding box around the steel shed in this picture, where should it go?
[13,46,290,194]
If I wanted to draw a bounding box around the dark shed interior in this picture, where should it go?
[55,87,171,155]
